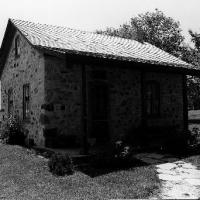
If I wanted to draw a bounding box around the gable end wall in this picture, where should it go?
[1,31,45,146]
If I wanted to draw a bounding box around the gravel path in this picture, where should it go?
[135,153,200,199]
[156,160,200,199]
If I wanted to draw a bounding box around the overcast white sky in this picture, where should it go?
[0,0,199,45]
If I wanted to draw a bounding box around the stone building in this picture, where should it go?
[0,19,199,152]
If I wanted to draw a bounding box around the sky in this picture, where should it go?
[0,0,199,45]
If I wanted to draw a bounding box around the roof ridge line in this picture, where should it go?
[9,18,146,46]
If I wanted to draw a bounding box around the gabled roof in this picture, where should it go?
[0,18,198,73]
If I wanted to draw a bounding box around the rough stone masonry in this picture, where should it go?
[0,30,184,148]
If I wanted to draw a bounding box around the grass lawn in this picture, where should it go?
[0,144,161,199]
[183,155,200,169]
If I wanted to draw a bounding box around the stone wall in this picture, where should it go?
[42,60,185,146]
[43,56,82,147]
[43,62,142,145]
[85,65,142,142]
[145,71,184,131]
[1,31,45,146]
[109,67,142,141]
[85,65,184,143]
[0,31,185,148]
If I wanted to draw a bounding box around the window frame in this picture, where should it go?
[145,81,160,118]
[15,35,20,57]
[23,84,30,120]
[8,88,13,117]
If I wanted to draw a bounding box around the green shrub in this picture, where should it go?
[0,115,25,145]
[90,141,133,169]
[48,152,74,176]
[189,127,200,145]
[113,140,133,166]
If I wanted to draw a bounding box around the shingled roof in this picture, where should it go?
[2,19,197,71]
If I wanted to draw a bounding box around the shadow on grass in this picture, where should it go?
[77,157,148,178]
[78,147,200,178]
[76,145,200,178]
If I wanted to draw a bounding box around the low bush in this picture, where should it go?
[90,141,133,169]
[0,115,25,145]
[188,127,200,145]
[113,140,133,164]
[185,127,200,154]
[48,152,74,176]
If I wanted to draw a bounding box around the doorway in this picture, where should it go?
[88,80,109,144]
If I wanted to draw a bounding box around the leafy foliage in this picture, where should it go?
[189,30,200,51]
[48,152,74,176]
[188,127,200,146]
[180,33,200,110]
[96,24,141,42]
[97,9,184,56]
[97,9,200,110]
[90,141,133,169]
[179,45,200,66]
[0,115,25,145]
[113,140,132,161]
[187,76,200,110]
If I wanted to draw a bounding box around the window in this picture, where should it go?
[89,82,109,141]
[15,36,20,57]
[146,81,160,117]
[23,84,30,120]
[8,88,13,117]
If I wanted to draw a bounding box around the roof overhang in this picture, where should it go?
[1,19,200,78]
[41,45,200,76]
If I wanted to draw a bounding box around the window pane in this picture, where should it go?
[23,84,30,119]
[15,36,20,56]
[8,88,13,117]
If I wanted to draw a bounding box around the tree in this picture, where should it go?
[97,9,185,56]
[189,30,200,51]
[97,9,200,110]
[187,75,200,110]
[179,44,200,66]
[96,24,143,42]
[181,32,200,110]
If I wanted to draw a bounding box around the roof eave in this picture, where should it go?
[36,45,199,75]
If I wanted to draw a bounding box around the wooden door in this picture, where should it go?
[88,81,109,144]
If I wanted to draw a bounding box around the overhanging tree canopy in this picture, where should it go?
[97,9,185,56]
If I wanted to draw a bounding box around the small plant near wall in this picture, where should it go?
[0,115,25,145]
[113,140,133,165]
[48,152,74,176]
[188,127,200,146]
[90,140,133,169]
